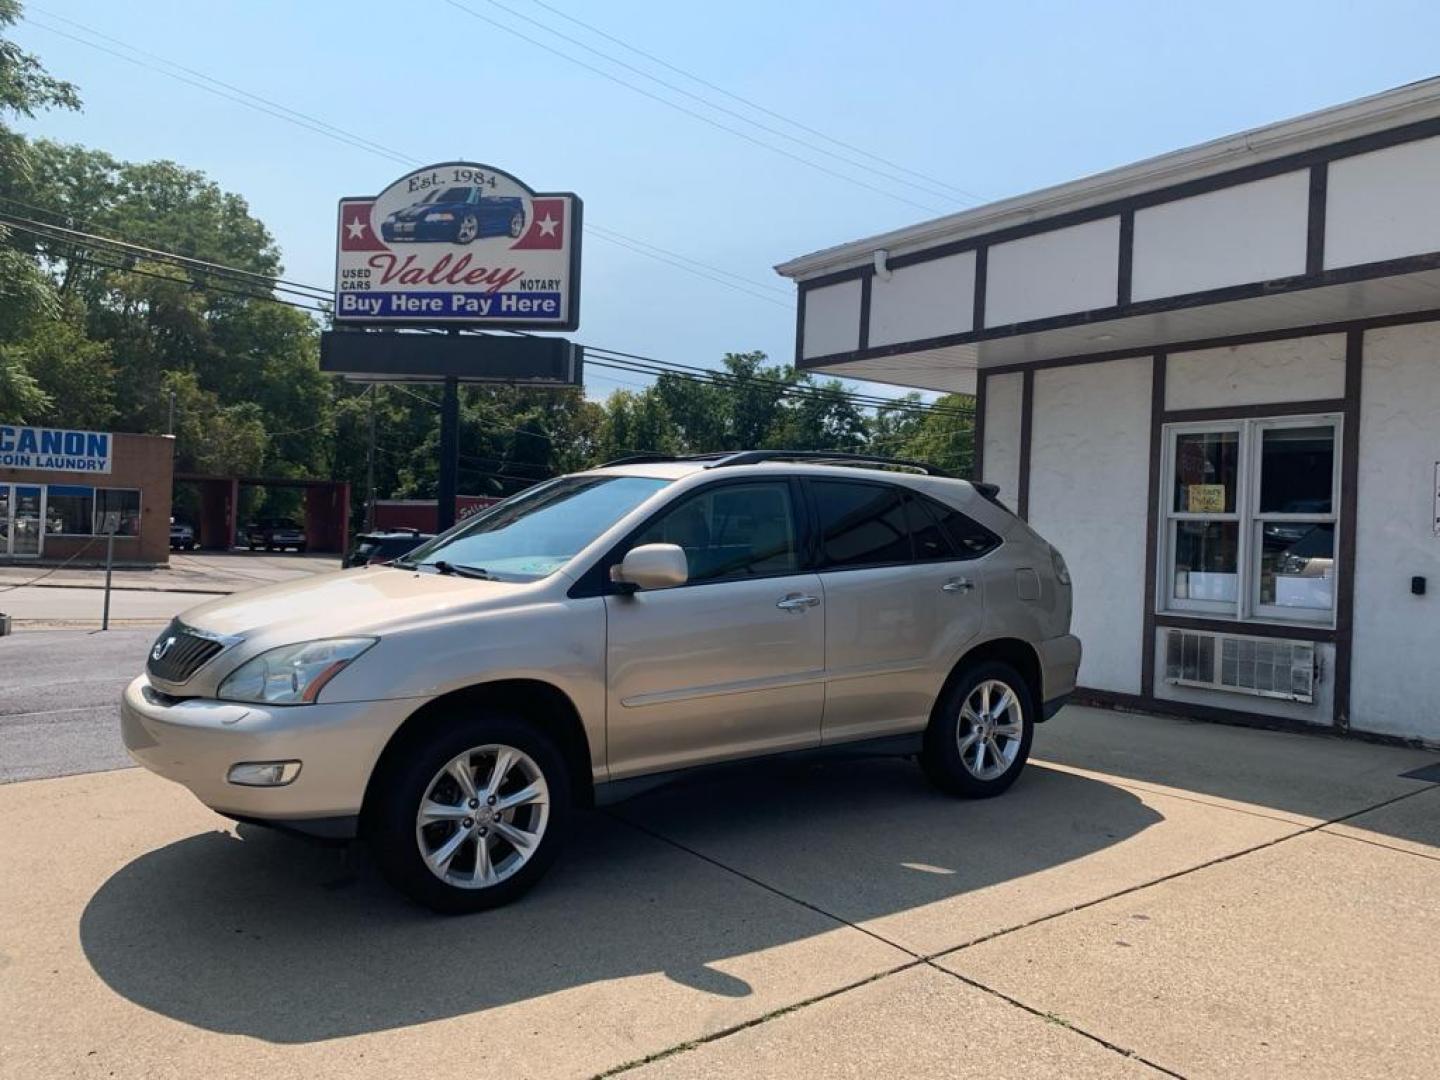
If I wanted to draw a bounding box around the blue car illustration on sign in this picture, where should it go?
[380,185,526,245]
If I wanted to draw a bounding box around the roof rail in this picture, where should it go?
[598,452,733,468]
[707,450,953,477]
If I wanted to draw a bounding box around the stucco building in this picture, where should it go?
[778,80,1440,745]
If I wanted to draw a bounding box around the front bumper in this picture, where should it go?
[120,674,416,823]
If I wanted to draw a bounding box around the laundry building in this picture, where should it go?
[778,80,1440,745]
[0,426,173,565]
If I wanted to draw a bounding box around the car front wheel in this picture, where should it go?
[366,713,571,913]
[921,660,1034,798]
[456,214,478,244]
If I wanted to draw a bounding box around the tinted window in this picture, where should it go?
[813,481,912,569]
[913,494,1001,559]
[634,481,798,583]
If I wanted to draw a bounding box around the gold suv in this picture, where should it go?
[123,452,1081,913]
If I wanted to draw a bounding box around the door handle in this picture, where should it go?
[942,577,974,594]
[776,593,821,612]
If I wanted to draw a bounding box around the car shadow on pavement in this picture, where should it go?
[79,757,1159,1044]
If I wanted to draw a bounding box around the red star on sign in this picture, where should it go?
[511,198,566,250]
[338,200,386,251]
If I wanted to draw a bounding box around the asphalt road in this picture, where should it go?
[0,628,150,783]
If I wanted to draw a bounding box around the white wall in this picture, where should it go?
[1351,322,1440,742]
[985,217,1119,327]
[801,279,862,360]
[1132,171,1309,301]
[868,252,975,347]
[980,371,1023,505]
[1166,334,1347,411]
[1325,135,1440,270]
[1028,356,1154,694]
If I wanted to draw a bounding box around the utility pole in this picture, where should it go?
[365,383,377,532]
[437,374,460,532]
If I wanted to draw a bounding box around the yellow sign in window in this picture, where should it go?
[1187,484,1227,513]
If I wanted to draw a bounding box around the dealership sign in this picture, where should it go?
[0,425,111,473]
[334,162,581,330]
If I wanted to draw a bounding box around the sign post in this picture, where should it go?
[331,162,583,524]
[100,510,120,632]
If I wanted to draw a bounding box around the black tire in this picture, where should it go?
[296,545,307,554]
[247,542,257,551]
[508,211,524,238]
[456,214,478,245]
[921,660,1035,798]
[365,712,572,914]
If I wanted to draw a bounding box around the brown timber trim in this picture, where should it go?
[1306,163,1328,277]
[1332,329,1364,730]
[971,370,988,482]
[1117,210,1135,307]
[972,245,988,333]
[857,271,873,351]
[966,305,1440,379]
[1016,367,1034,519]
[1162,398,1347,424]
[1140,352,1167,698]
[1153,612,1338,644]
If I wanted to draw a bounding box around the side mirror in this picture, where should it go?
[611,543,689,591]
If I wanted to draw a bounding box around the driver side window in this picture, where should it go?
[634,482,799,584]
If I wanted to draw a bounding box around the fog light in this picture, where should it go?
[227,761,302,787]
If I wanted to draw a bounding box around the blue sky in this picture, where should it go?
[13,0,1440,399]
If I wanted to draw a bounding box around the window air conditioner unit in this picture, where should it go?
[1163,628,1317,704]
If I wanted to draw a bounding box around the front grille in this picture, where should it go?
[147,623,225,684]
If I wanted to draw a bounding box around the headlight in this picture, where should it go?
[217,637,376,705]
[424,212,455,221]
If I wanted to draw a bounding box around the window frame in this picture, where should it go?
[93,487,143,538]
[44,483,97,537]
[803,476,916,573]
[594,475,811,593]
[1158,414,1341,628]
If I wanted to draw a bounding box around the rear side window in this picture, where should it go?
[911,493,1001,560]
[812,481,912,569]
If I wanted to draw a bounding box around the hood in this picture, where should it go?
[395,203,455,221]
[176,565,538,640]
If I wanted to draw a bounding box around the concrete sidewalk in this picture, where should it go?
[1,707,1437,1079]
[0,550,341,594]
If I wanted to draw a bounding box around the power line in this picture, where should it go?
[20,7,800,313]
[6,213,968,419]
[518,0,986,205]
[444,0,945,215]
[461,0,969,207]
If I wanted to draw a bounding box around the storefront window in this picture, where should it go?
[46,485,95,535]
[1162,417,1340,623]
[94,488,141,536]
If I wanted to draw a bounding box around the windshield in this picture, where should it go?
[422,186,473,204]
[400,475,670,581]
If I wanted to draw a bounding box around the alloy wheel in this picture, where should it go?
[457,215,478,243]
[956,678,1024,780]
[414,743,550,889]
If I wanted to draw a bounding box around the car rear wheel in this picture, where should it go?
[921,660,1034,798]
[366,713,571,913]
[509,211,524,238]
[456,214,479,244]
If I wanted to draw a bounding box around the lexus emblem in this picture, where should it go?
[152,636,176,662]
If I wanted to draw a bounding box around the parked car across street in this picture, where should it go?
[244,517,307,552]
[343,528,434,568]
[121,451,1081,913]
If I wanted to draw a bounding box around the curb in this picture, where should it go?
[0,581,231,596]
